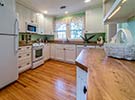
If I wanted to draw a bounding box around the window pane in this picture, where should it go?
[57,31,66,39]
[70,22,83,39]
[55,23,66,39]
[71,30,82,39]
[56,24,66,31]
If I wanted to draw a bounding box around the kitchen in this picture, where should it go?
[0,0,135,100]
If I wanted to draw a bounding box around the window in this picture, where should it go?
[55,23,66,39]
[55,15,84,39]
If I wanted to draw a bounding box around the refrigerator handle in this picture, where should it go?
[14,18,19,54]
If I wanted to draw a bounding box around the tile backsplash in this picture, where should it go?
[19,33,54,42]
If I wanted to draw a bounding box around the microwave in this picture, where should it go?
[26,22,37,33]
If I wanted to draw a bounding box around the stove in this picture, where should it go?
[32,43,44,69]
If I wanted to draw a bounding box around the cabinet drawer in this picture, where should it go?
[18,58,31,69]
[18,52,31,59]
[24,60,32,67]
[18,47,25,51]
[24,46,32,50]
[18,46,32,52]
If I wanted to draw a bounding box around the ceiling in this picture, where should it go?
[16,0,102,16]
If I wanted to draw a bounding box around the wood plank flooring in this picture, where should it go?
[0,60,76,100]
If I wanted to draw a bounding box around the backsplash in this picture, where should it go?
[19,33,54,42]
[118,17,135,40]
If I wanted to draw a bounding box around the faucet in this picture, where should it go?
[66,38,69,42]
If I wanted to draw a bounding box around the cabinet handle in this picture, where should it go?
[27,47,30,49]
[27,54,30,56]
[27,63,30,65]
[83,86,87,94]
[18,66,22,68]
[19,56,21,58]
[18,48,21,50]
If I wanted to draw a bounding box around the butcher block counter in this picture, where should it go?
[75,48,135,100]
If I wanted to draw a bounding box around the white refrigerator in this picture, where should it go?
[0,0,18,88]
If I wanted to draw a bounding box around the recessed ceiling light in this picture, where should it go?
[65,11,68,14]
[44,10,48,14]
[122,0,127,4]
[84,0,91,3]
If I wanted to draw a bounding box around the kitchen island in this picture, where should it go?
[76,48,135,100]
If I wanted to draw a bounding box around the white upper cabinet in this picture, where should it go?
[103,0,135,23]
[37,14,45,34]
[16,3,54,34]
[16,3,37,32]
[44,16,54,34]
[85,7,105,33]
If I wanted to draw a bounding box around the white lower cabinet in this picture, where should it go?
[64,45,76,63]
[18,46,32,73]
[77,67,88,100]
[55,44,65,61]
[44,43,50,61]
[50,43,56,59]
[51,44,76,63]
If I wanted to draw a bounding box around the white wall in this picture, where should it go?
[85,6,105,33]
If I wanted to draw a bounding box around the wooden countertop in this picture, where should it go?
[75,48,135,100]
[19,40,101,47]
[48,40,99,46]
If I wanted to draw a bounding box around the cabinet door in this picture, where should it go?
[46,44,50,60]
[37,14,45,34]
[55,44,64,61]
[44,44,50,61]
[80,77,87,100]
[16,4,25,32]
[77,67,87,100]
[65,45,76,63]
[50,44,56,59]
[44,16,53,34]
[44,45,47,61]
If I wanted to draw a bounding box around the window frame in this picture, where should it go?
[54,15,85,40]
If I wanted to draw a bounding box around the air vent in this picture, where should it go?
[60,6,66,9]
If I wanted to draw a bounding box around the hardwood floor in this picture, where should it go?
[0,60,76,100]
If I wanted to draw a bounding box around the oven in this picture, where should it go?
[33,47,43,62]
[32,43,44,69]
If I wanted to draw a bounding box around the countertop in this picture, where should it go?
[75,48,135,100]
[19,40,102,47]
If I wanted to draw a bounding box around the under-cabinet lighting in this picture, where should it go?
[108,6,121,20]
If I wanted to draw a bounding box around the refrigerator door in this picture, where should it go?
[0,35,18,88]
[0,0,16,34]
